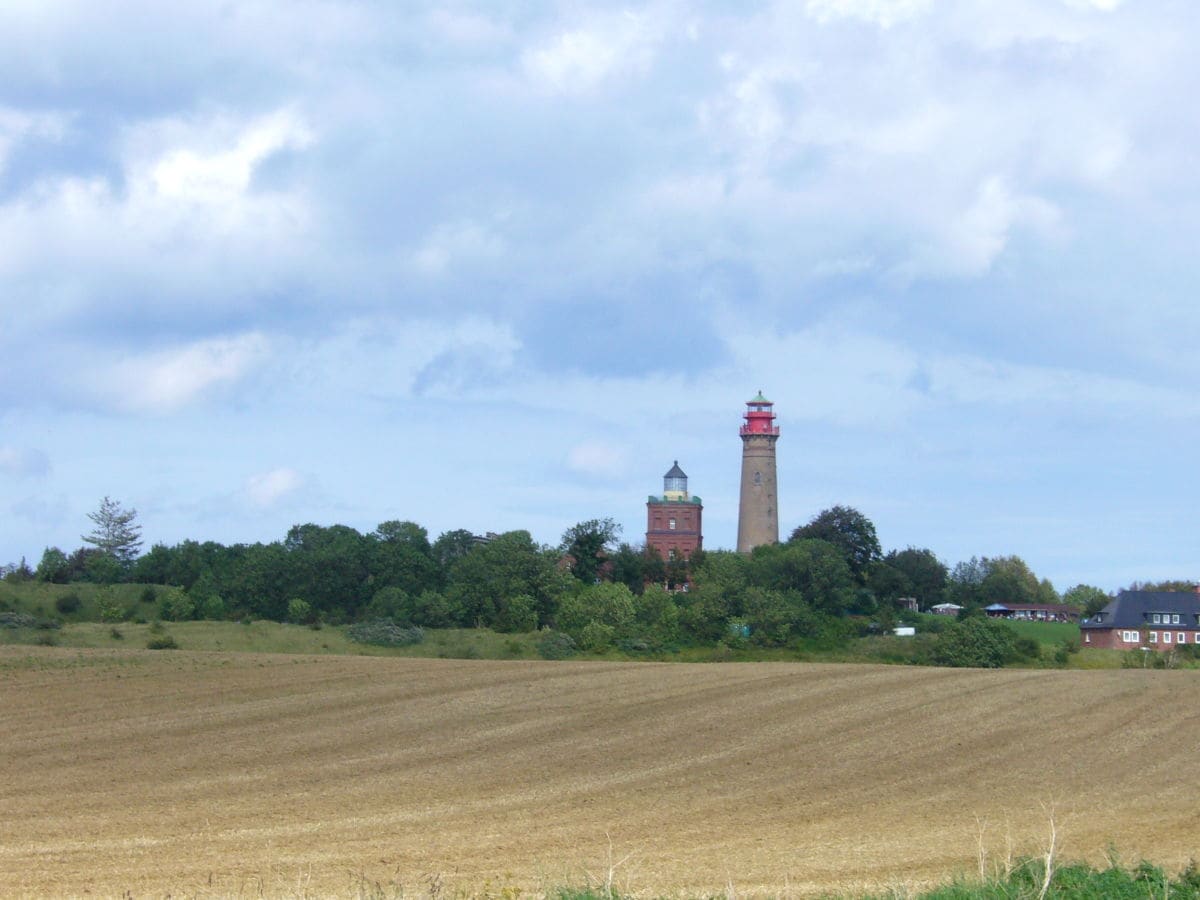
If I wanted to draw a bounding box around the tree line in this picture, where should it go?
[0,499,1150,656]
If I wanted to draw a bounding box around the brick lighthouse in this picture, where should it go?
[646,461,703,562]
[736,392,780,553]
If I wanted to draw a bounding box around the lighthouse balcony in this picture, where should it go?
[739,425,780,436]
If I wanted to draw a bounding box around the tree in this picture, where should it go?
[931,617,1018,668]
[749,539,855,616]
[882,547,948,607]
[560,518,621,584]
[35,547,71,583]
[1062,584,1111,617]
[789,506,880,581]
[82,496,143,567]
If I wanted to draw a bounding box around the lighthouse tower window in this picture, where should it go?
[754,471,762,485]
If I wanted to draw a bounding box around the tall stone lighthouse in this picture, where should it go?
[736,392,780,553]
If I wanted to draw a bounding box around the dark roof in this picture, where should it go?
[664,460,687,479]
[1081,591,1200,630]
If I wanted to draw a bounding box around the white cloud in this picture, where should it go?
[805,0,934,28]
[521,10,664,93]
[244,467,303,509]
[411,220,505,275]
[0,446,50,477]
[0,106,67,174]
[567,441,629,479]
[98,333,271,414]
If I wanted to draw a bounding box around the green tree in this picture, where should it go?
[749,539,855,616]
[931,617,1018,668]
[35,547,71,583]
[82,496,143,568]
[369,520,438,597]
[445,530,569,628]
[431,529,478,583]
[556,581,636,641]
[560,518,621,584]
[789,506,881,581]
[1062,584,1111,617]
[882,547,948,607]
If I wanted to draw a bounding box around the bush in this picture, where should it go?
[160,589,195,622]
[34,632,58,646]
[146,635,179,650]
[139,585,158,605]
[931,617,1018,668]
[55,593,81,615]
[287,598,313,624]
[578,620,616,652]
[536,631,577,660]
[0,611,38,629]
[345,618,425,647]
[110,627,124,640]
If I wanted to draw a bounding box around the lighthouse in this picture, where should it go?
[736,392,780,553]
[646,461,703,562]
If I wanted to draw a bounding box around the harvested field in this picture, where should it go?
[2,647,1199,897]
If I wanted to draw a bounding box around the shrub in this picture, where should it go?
[55,593,81,615]
[147,635,179,650]
[139,585,158,605]
[160,589,195,622]
[96,590,124,623]
[345,618,425,647]
[0,611,38,629]
[536,631,577,660]
[931,617,1017,668]
[287,597,313,624]
[110,627,124,640]
[578,620,616,652]
[34,632,58,646]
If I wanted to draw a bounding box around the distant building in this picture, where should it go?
[1080,589,1200,650]
[983,603,1080,623]
[929,603,963,616]
[737,392,780,553]
[646,461,703,562]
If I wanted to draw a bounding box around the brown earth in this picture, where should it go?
[2,647,1198,898]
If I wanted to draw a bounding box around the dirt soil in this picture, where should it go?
[2,647,1198,897]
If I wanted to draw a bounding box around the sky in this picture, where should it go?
[2,0,1198,593]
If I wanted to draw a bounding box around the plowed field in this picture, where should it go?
[3,647,1199,897]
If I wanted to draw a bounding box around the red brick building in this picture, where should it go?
[1080,589,1200,650]
[646,461,702,562]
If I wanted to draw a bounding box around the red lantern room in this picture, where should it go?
[740,391,780,436]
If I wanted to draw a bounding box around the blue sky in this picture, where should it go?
[2,0,1197,592]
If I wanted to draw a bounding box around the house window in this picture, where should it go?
[1173,614,1181,624]
[1152,614,1162,624]
[1164,631,1173,643]
[1179,633,1186,643]
[667,549,676,561]
[1150,631,1158,642]
[668,518,676,530]
[1084,633,1091,643]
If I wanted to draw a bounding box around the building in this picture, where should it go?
[736,392,780,553]
[646,461,703,562]
[983,603,1080,623]
[1080,589,1200,650]
[929,603,963,616]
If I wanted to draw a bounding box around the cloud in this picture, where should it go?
[244,467,303,509]
[521,10,664,93]
[96,332,271,414]
[567,441,630,479]
[0,446,50,477]
[805,0,934,28]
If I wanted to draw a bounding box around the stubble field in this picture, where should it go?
[2,647,1198,898]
